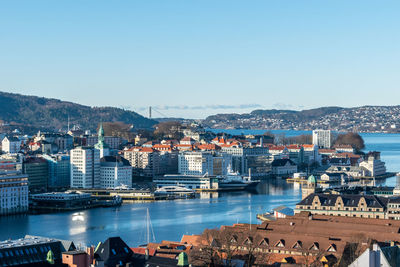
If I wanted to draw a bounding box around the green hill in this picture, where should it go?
[0,91,156,133]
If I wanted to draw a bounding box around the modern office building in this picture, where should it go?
[221,146,270,176]
[312,129,332,149]
[41,154,71,189]
[22,157,49,191]
[70,146,100,188]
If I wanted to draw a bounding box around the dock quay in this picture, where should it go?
[195,187,248,192]
[286,172,396,184]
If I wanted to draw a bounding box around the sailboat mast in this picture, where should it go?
[147,208,150,244]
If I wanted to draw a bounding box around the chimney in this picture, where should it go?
[145,248,149,260]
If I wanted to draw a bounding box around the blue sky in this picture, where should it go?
[1,1,399,118]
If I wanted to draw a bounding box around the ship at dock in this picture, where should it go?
[153,169,259,192]
[154,186,195,198]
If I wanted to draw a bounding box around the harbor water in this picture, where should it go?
[0,131,399,246]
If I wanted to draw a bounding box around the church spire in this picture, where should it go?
[95,122,109,158]
[96,122,107,147]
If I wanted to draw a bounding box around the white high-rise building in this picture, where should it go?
[178,152,214,176]
[312,130,332,149]
[100,156,132,188]
[70,146,100,188]
[0,170,29,215]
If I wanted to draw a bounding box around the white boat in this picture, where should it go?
[218,167,260,190]
[155,186,195,198]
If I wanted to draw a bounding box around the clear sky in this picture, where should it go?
[1,1,400,119]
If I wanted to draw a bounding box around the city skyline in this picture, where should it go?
[2,1,400,118]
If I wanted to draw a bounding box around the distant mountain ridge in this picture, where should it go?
[203,106,400,132]
[0,91,156,133]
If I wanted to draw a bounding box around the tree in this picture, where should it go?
[153,121,183,140]
[188,229,221,267]
[99,122,134,141]
[333,132,365,152]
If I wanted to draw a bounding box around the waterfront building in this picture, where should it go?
[1,136,21,153]
[312,129,332,149]
[320,172,348,182]
[0,170,28,215]
[359,152,386,177]
[23,157,49,191]
[100,155,132,188]
[70,146,100,188]
[41,154,70,189]
[221,146,270,175]
[0,235,76,266]
[326,165,368,179]
[31,191,92,209]
[295,193,386,219]
[178,151,214,176]
[271,158,297,176]
[245,154,271,176]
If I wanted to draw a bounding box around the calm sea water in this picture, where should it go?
[0,131,399,247]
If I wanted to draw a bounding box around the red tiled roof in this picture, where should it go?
[130,247,156,256]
